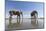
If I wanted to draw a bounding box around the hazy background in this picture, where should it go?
[5,0,44,18]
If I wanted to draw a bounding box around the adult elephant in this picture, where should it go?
[31,10,38,24]
[9,10,23,25]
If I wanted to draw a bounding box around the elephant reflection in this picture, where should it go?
[9,10,23,25]
[31,11,38,24]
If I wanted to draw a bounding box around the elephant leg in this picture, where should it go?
[17,16,18,24]
[22,14,23,23]
[18,15,20,24]
[9,16,12,25]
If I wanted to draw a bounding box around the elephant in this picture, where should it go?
[9,10,23,25]
[31,10,38,24]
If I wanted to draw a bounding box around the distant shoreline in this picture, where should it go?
[5,18,44,20]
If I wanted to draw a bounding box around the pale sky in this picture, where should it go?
[5,0,44,18]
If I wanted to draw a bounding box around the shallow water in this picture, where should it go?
[5,18,44,31]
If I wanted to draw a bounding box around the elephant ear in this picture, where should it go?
[31,10,38,16]
[9,11,12,14]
